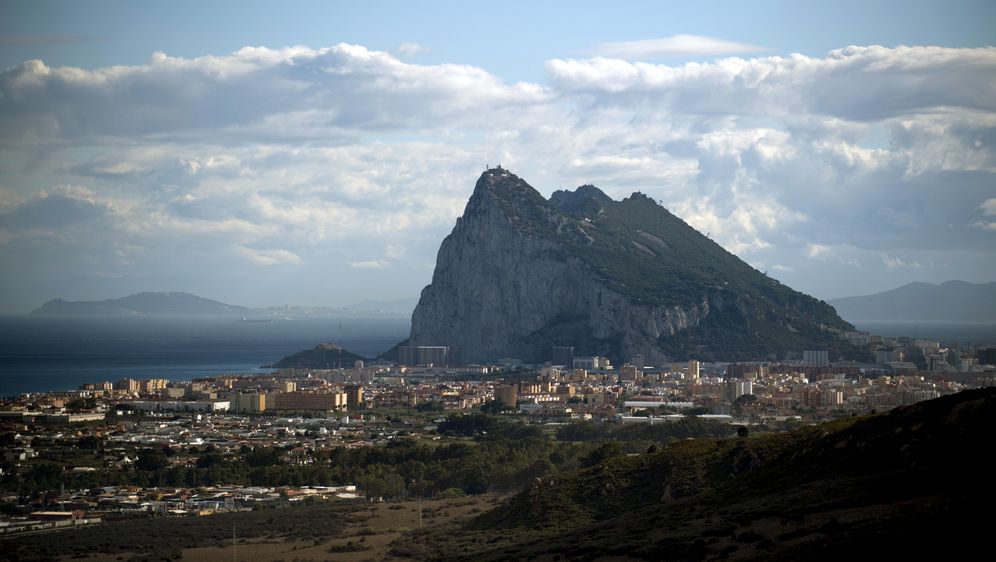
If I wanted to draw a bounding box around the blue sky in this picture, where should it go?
[1,0,995,312]
[5,0,995,78]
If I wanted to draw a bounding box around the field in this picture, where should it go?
[0,495,503,562]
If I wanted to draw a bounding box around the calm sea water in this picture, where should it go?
[0,316,409,396]
[2,316,991,397]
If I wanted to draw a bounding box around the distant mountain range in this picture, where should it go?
[29,292,418,318]
[829,281,996,323]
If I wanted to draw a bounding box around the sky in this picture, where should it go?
[1,0,994,313]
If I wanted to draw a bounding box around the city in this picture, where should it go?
[2,328,993,539]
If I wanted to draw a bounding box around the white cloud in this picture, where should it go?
[396,42,427,58]
[0,44,553,141]
[592,35,768,59]
[546,46,996,120]
[806,244,831,258]
[234,246,303,266]
[0,42,994,310]
[882,255,922,269]
[351,260,389,269]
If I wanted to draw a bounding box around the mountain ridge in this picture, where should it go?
[409,168,863,364]
[30,292,249,317]
[28,293,416,318]
[829,280,996,322]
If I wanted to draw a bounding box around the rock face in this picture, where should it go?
[409,168,859,364]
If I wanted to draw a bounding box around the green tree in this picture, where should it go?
[480,399,505,415]
[135,448,169,471]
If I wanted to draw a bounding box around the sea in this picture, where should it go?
[1,316,993,397]
[0,316,409,396]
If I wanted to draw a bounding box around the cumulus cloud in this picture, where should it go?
[546,46,996,120]
[0,44,552,141]
[592,35,768,59]
[0,42,994,310]
[396,42,428,58]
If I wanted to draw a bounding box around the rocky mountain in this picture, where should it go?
[829,280,996,322]
[265,343,368,369]
[409,168,860,364]
[30,292,250,317]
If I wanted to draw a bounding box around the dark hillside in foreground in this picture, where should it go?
[393,388,996,561]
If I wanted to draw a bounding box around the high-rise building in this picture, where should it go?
[345,385,364,408]
[687,360,700,381]
[271,391,347,411]
[495,385,518,408]
[233,393,267,413]
[139,379,168,394]
[573,356,611,370]
[114,378,140,392]
[725,380,753,402]
[803,350,830,367]
[619,364,642,382]
[399,346,462,367]
[552,346,574,367]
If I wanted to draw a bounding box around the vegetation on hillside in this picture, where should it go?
[1,414,733,500]
[392,388,996,561]
[481,171,866,361]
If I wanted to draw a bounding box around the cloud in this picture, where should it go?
[592,35,768,59]
[882,255,922,269]
[0,44,552,142]
[0,187,112,232]
[0,42,994,310]
[806,244,831,258]
[546,46,996,121]
[396,42,428,58]
[351,260,389,269]
[234,246,303,266]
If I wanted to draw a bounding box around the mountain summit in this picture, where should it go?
[409,168,859,364]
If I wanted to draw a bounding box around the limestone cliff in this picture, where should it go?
[409,168,859,364]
